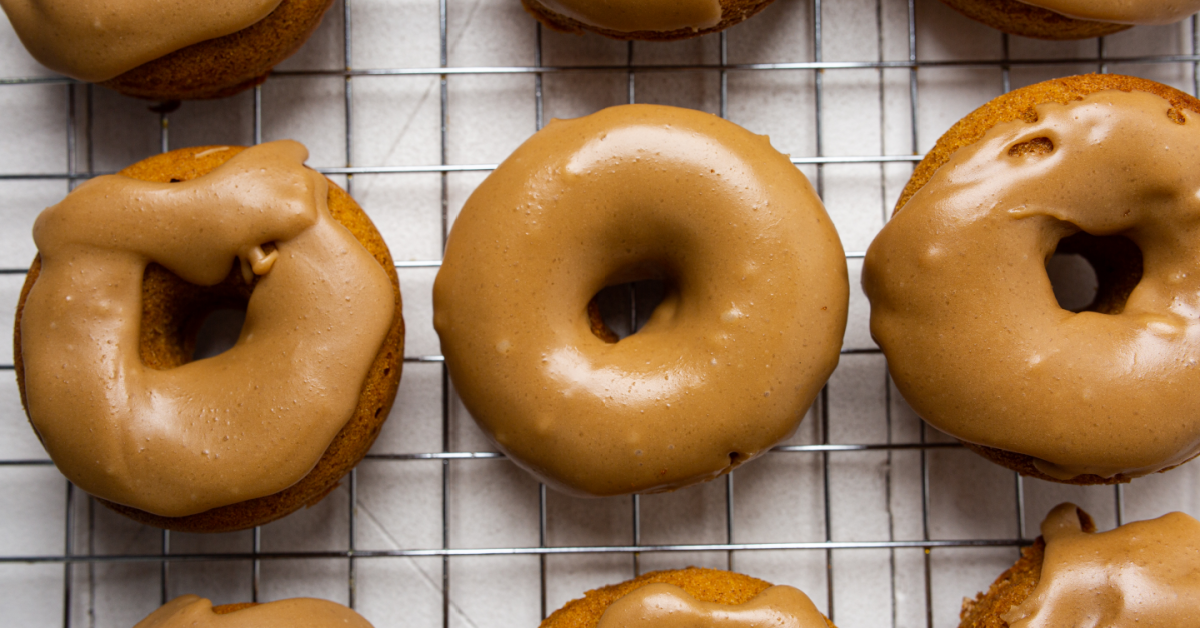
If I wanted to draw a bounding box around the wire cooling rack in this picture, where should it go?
[4,1,1200,627]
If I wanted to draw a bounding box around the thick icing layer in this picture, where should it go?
[596,584,828,628]
[534,0,721,32]
[0,0,282,82]
[1017,0,1200,25]
[22,141,394,517]
[863,90,1200,480]
[1002,503,1200,627]
[136,595,373,628]
[434,104,848,497]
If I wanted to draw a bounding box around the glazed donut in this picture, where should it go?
[136,595,373,628]
[863,74,1200,484]
[938,0,1200,40]
[521,0,776,41]
[15,141,404,532]
[434,104,848,497]
[960,504,1200,627]
[542,567,835,628]
[0,0,333,100]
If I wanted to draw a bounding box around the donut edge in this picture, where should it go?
[14,145,405,533]
[97,0,335,101]
[520,0,777,41]
[891,74,1200,486]
[539,567,837,628]
[936,0,1131,41]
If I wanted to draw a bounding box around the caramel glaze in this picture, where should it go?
[434,104,848,497]
[596,584,828,628]
[21,140,394,518]
[863,90,1200,481]
[136,595,373,628]
[1017,0,1200,25]
[533,0,721,33]
[0,0,282,82]
[1002,503,1200,627]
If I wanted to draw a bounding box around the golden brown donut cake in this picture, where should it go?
[938,0,1200,40]
[960,504,1200,627]
[14,142,404,533]
[543,568,836,628]
[864,74,1200,484]
[521,0,775,41]
[0,0,334,100]
[135,595,374,627]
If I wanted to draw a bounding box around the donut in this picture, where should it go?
[960,503,1200,627]
[433,104,848,497]
[937,0,1200,40]
[542,567,836,628]
[135,595,373,627]
[862,74,1200,484]
[15,140,404,533]
[0,0,334,100]
[520,0,776,41]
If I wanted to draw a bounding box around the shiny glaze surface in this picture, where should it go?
[0,0,281,82]
[1018,0,1200,25]
[596,584,828,628]
[863,90,1200,480]
[22,141,394,517]
[136,595,374,628]
[535,0,721,32]
[434,104,848,497]
[1003,503,1200,627]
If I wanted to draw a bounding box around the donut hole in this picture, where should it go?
[1047,231,1143,314]
[1008,136,1054,158]
[192,308,248,360]
[140,262,255,370]
[588,279,668,342]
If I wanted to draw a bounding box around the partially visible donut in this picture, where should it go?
[520,0,776,41]
[434,104,848,497]
[135,595,373,627]
[542,567,836,628]
[15,141,404,532]
[0,0,334,100]
[938,0,1200,40]
[863,74,1200,484]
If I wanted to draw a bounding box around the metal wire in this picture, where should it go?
[2,1,1199,627]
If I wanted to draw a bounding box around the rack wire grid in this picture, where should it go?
[4,0,1200,627]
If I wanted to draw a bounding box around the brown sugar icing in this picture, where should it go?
[1001,503,1200,627]
[434,104,848,497]
[532,0,721,33]
[136,595,373,628]
[1017,0,1200,25]
[863,89,1200,481]
[20,140,394,518]
[596,583,828,628]
[0,0,282,82]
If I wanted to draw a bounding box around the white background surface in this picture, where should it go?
[2,1,1200,627]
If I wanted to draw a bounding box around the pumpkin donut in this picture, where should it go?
[0,0,334,100]
[960,504,1200,627]
[433,104,848,497]
[520,0,776,41]
[937,0,1200,40]
[15,141,404,533]
[543,567,836,628]
[135,595,373,627]
[863,74,1200,484]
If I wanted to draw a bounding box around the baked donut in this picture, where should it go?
[135,595,373,628]
[521,0,776,41]
[543,567,836,628]
[863,74,1200,484]
[937,0,1200,40]
[433,104,848,497]
[960,503,1200,627]
[0,0,334,100]
[15,141,404,533]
